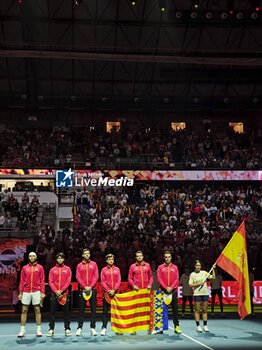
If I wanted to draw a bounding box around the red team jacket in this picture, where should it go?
[49,264,72,294]
[157,263,179,290]
[128,261,153,289]
[19,263,45,294]
[100,265,121,292]
[76,260,99,289]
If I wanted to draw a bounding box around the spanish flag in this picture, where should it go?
[216,221,251,319]
[111,289,151,333]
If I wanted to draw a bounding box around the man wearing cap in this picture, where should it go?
[17,251,45,338]
[76,248,99,336]
[47,252,72,337]
[100,254,121,336]
[128,250,153,335]
[156,250,182,334]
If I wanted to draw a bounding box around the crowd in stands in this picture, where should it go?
[35,183,262,281]
[0,193,40,230]
[0,126,262,169]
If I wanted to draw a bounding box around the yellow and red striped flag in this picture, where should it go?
[111,289,151,333]
[216,221,251,319]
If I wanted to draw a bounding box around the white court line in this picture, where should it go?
[169,327,215,350]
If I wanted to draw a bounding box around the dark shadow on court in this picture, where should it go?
[234,331,262,342]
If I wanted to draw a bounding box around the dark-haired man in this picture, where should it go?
[76,248,99,336]
[157,250,182,334]
[128,250,153,335]
[47,252,72,336]
[100,254,121,336]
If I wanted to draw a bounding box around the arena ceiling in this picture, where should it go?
[0,0,262,113]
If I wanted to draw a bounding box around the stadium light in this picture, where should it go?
[192,0,200,9]
[227,0,234,14]
[221,12,228,19]
[74,0,81,6]
[158,0,167,12]
[17,0,24,4]
[190,11,198,19]
[206,12,213,19]
[193,97,199,104]
[236,12,244,19]
[129,0,137,6]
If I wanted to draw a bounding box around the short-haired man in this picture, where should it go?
[47,252,72,336]
[76,248,99,336]
[18,252,45,337]
[100,254,121,336]
[128,250,153,335]
[157,250,182,334]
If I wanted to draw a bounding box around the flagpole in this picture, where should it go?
[199,264,216,289]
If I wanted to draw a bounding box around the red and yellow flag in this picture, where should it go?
[111,289,151,333]
[216,221,251,319]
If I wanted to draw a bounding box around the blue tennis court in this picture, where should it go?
[1,318,261,350]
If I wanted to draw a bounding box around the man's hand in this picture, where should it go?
[166,287,172,294]
[108,290,116,297]
[85,286,91,292]
[133,285,139,291]
[147,285,152,290]
[18,293,22,301]
[56,290,62,297]
[41,293,45,300]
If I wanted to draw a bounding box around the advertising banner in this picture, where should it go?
[0,239,30,305]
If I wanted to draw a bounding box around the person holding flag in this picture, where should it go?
[47,252,72,337]
[76,248,99,336]
[215,221,251,320]
[128,250,153,335]
[100,253,121,336]
[157,250,182,334]
[189,260,216,333]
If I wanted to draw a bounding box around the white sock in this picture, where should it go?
[37,325,41,331]
[20,326,25,332]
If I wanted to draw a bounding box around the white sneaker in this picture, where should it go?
[196,325,203,333]
[203,325,209,332]
[36,329,43,337]
[90,328,98,336]
[100,328,107,336]
[76,328,82,336]
[17,330,26,338]
[47,329,54,337]
[151,330,163,335]
[65,329,72,336]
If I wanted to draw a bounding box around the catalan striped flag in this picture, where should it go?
[111,289,151,333]
[216,221,251,319]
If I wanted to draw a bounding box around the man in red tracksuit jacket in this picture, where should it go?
[128,250,153,335]
[18,251,45,338]
[128,250,153,290]
[76,248,99,336]
[157,250,182,334]
[100,253,121,336]
[47,252,72,337]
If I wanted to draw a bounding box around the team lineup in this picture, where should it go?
[17,249,216,338]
